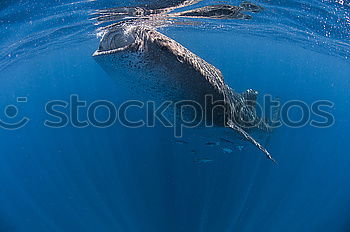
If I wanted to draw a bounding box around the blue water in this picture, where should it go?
[1,0,350,231]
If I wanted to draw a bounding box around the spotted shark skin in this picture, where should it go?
[92,1,276,163]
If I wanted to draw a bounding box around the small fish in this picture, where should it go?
[220,138,235,145]
[236,146,244,151]
[222,148,233,154]
[194,158,214,164]
[175,140,188,144]
[205,142,220,146]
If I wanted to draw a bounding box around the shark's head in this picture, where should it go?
[94,25,143,56]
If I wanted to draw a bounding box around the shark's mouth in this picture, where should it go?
[94,27,137,55]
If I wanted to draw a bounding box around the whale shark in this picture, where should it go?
[92,1,277,163]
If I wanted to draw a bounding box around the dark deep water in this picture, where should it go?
[1,0,350,231]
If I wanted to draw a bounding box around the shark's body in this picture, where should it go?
[92,1,276,162]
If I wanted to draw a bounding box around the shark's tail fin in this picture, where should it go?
[255,96,281,133]
[241,89,258,108]
[271,96,281,128]
[227,120,277,164]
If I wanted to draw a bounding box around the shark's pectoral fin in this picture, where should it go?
[227,120,277,164]
[258,96,281,133]
[241,89,270,132]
